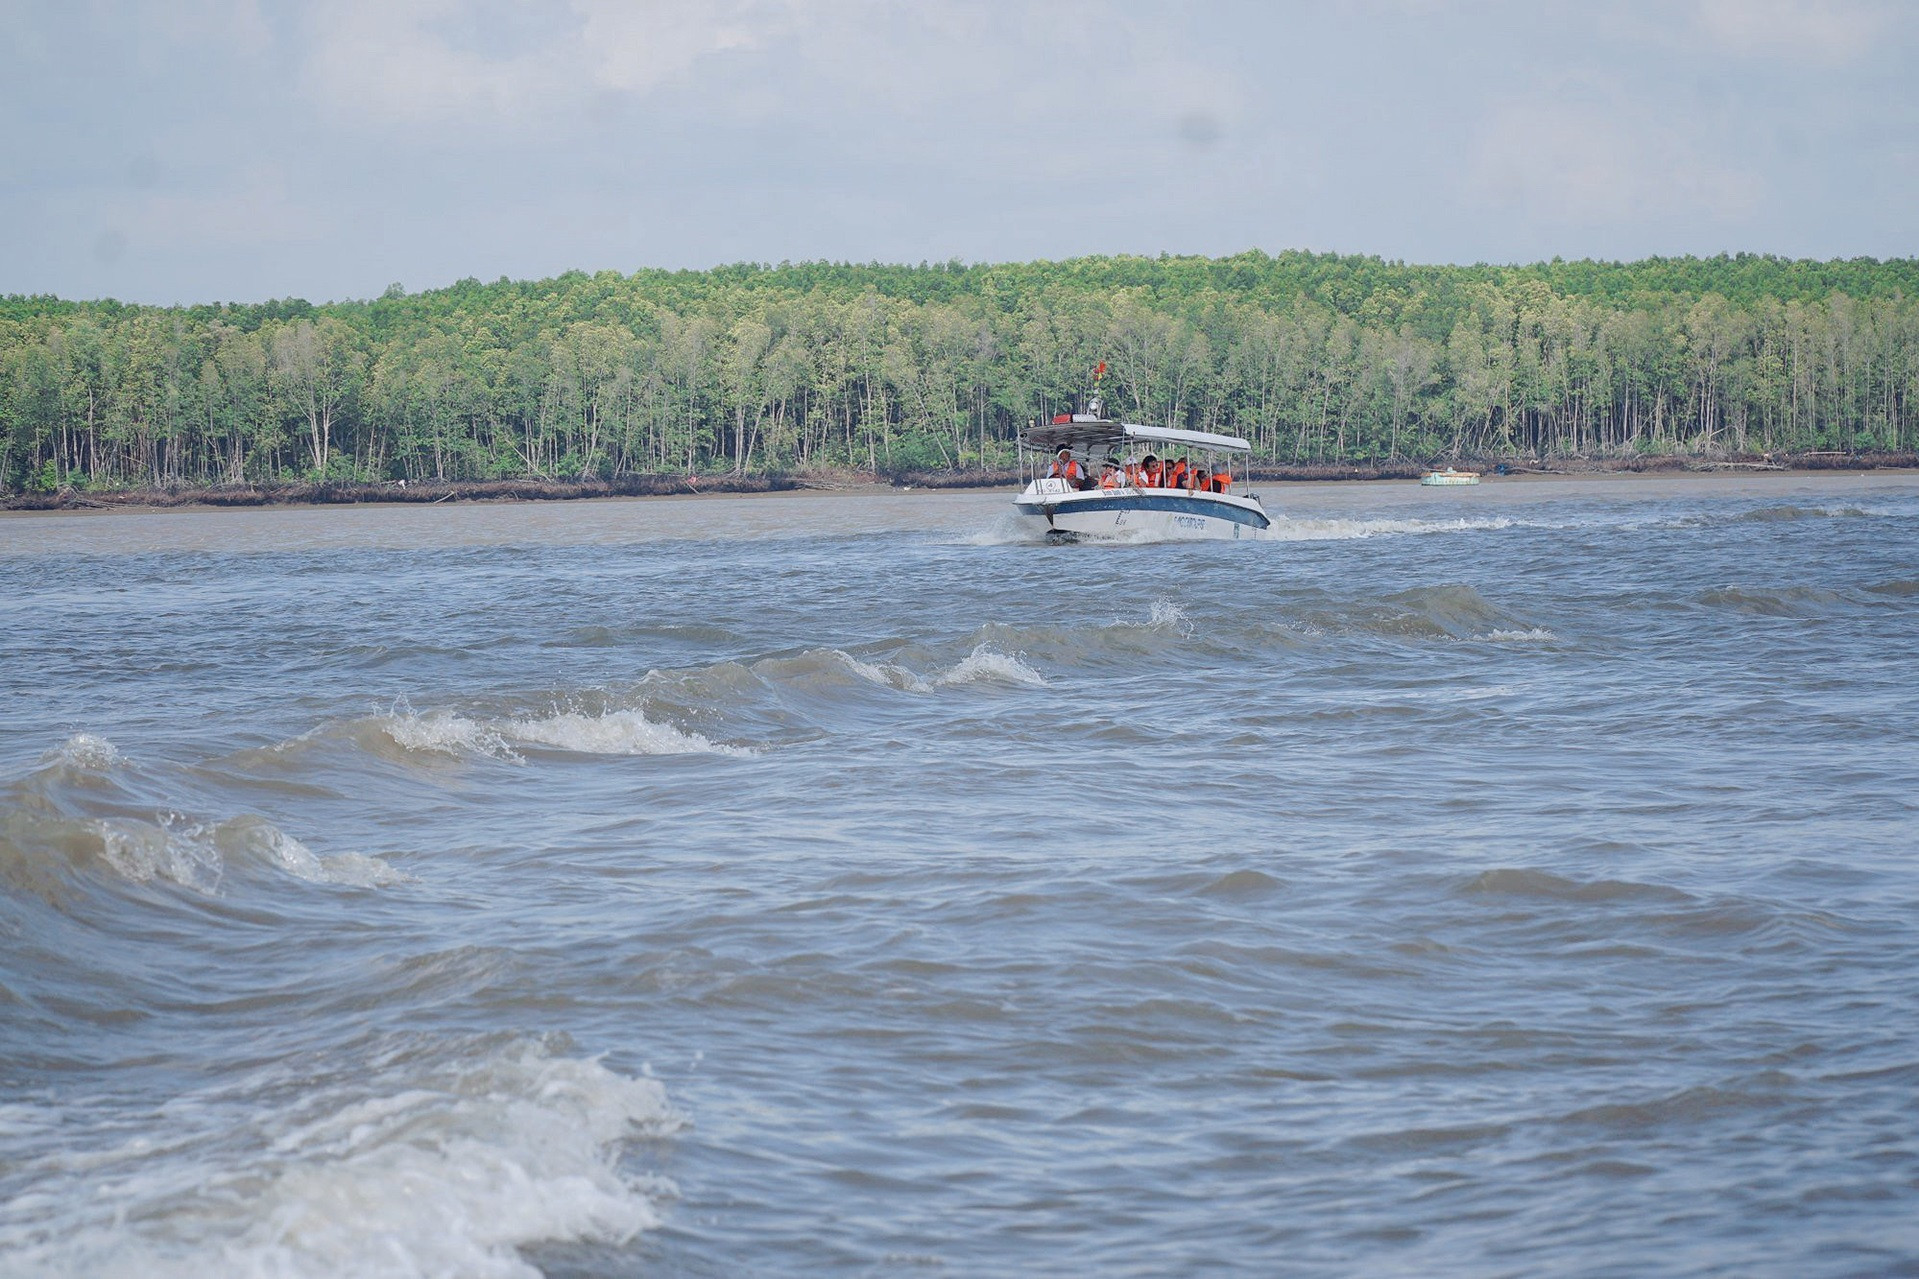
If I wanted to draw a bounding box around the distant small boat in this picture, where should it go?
[1420,468,1481,486]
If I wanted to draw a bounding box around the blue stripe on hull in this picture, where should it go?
[1022,493,1271,529]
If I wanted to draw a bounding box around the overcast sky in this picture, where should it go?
[2,0,1915,305]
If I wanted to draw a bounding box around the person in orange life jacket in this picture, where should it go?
[1048,448,1084,487]
[1139,454,1163,487]
[1098,460,1122,489]
[1122,457,1142,487]
[1209,468,1232,493]
[1167,457,1190,490]
[1191,465,1211,493]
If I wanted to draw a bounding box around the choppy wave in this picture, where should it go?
[0,1038,679,1279]
[1728,504,1873,523]
[350,642,1044,764]
[45,732,122,770]
[1269,515,1523,541]
[811,643,1048,693]
[1695,585,1863,617]
[1460,867,1694,905]
[365,704,755,761]
[1290,583,1552,644]
[3,812,402,894]
[0,736,404,898]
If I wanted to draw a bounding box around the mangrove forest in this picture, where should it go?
[2,250,1916,492]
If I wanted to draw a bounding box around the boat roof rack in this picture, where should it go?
[1020,419,1252,454]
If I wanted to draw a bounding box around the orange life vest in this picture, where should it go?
[1048,457,1082,483]
[1211,472,1232,492]
[1168,462,1189,489]
[1099,469,1121,489]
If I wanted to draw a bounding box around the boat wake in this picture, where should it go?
[1268,514,1524,541]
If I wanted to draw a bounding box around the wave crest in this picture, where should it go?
[0,1039,680,1279]
[828,644,1045,692]
[369,705,753,761]
[2,810,407,896]
[42,733,122,771]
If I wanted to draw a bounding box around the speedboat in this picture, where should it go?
[1419,467,1481,486]
[1012,400,1273,543]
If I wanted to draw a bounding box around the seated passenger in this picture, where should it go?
[1098,461,1122,489]
[1139,454,1162,487]
[1047,448,1084,487]
[1167,457,1190,490]
[1210,469,1232,493]
[1191,466,1211,493]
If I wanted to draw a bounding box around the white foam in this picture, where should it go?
[1115,600,1194,635]
[222,816,411,888]
[1269,515,1520,541]
[505,708,754,758]
[0,1041,680,1279]
[75,814,408,893]
[374,706,751,760]
[932,645,1048,688]
[1147,600,1188,629]
[829,649,932,692]
[1482,627,1559,644]
[91,816,225,892]
[958,511,1046,546]
[379,709,515,759]
[42,733,122,769]
[825,645,1044,692]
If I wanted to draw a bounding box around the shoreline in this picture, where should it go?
[5,452,1916,514]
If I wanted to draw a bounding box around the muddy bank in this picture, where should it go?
[8,452,1916,511]
[2,472,807,512]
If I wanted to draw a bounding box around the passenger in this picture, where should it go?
[1167,457,1190,490]
[1048,447,1084,487]
[1098,460,1122,489]
[1191,465,1211,493]
[1211,469,1232,493]
[1122,457,1143,487]
[1139,453,1163,487]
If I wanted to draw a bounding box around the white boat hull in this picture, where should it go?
[1012,481,1273,543]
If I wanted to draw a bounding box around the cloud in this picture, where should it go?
[287,0,1243,157]
[294,0,795,131]
[1692,0,1886,63]
[1464,101,1761,227]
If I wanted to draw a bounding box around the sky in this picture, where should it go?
[2,0,1915,305]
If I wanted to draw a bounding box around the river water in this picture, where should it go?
[2,474,1916,1277]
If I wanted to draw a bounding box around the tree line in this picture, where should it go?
[2,250,1916,492]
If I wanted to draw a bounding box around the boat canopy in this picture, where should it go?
[1020,419,1252,454]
